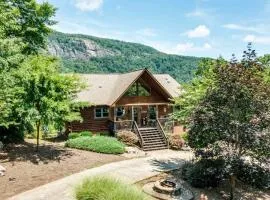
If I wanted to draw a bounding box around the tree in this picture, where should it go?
[0,0,57,142]
[176,45,270,199]
[16,55,85,150]
[0,38,25,127]
[173,58,224,124]
[0,0,56,54]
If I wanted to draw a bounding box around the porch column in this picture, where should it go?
[131,106,134,121]
[113,107,117,121]
[156,105,159,119]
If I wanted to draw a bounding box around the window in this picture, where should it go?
[95,107,109,118]
[125,81,151,97]
[116,107,125,117]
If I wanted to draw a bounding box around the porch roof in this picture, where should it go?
[76,69,181,106]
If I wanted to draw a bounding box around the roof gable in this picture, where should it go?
[76,69,181,105]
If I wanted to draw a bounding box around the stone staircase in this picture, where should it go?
[139,127,168,151]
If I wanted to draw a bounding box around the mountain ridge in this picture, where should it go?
[47,31,203,82]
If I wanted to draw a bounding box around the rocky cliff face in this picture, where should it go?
[47,32,202,82]
[48,38,117,60]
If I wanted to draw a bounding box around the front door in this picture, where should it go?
[132,105,157,127]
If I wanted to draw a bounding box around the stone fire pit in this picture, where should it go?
[143,178,194,200]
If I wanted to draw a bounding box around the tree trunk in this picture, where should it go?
[36,121,40,152]
[230,175,236,200]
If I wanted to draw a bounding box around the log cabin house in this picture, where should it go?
[68,69,182,150]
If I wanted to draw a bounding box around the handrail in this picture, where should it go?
[132,121,144,148]
[156,119,168,147]
[157,118,174,134]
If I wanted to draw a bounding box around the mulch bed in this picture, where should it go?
[0,139,125,199]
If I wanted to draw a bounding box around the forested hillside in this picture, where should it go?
[48,32,203,82]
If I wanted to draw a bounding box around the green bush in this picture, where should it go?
[65,136,125,154]
[68,131,93,140]
[182,159,225,188]
[181,132,188,142]
[237,162,270,189]
[75,176,149,200]
[0,126,24,144]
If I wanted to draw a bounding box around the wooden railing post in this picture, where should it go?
[132,120,144,148]
[156,119,168,147]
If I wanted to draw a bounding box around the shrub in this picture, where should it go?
[68,131,93,140]
[0,126,24,144]
[168,134,184,150]
[65,136,125,154]
[75,176,149,200]
[116,131,139,146]
[181,132,188,142]
[182,159,225,188]
[237,162,270,189]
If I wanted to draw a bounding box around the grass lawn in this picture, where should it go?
[65,136,125,154]
[0,139,125,199]
[75,176,150,200]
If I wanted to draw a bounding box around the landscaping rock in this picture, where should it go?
[143,179,194,200]
[0,165,6,176]
[122,146,146,158]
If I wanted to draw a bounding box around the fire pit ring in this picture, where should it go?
[153,179,181,196]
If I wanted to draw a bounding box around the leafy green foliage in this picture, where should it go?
[1,0,56,54]
[65,136,126,154]
[49,32,203,83]
[68,131,93,140]
[236,162,270,189]
[75,176,149,200]
[179,44,270,197]
[0,125,24,143]
[173,58,222,124]
[16,55,85,149]
[0,0,59,144]
[182,159,225,188]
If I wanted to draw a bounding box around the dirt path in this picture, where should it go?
[0,139,125,199]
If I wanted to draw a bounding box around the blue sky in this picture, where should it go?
[39,0,270,59]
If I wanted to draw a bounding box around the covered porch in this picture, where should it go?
[108,103,175,134]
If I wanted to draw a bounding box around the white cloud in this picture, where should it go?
[136,28,157,37]
[186,25,210,38]
[186,9,206,17]
[222,23,269,34]
[175,42,212,54]
[243,34,270,44]
[74,0,103,11]
[203,43,212,49]
[223,24,258,32]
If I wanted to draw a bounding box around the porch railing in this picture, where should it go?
[158,118,174,134]
[132,121,143,148]
[157,119,168,147]
[113,120,133,132]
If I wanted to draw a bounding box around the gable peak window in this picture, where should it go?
[125,81,151,97]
